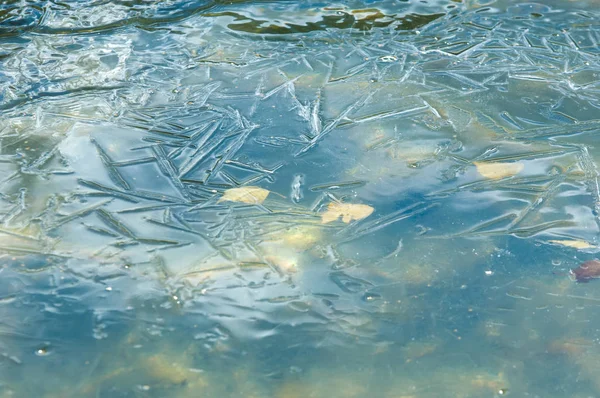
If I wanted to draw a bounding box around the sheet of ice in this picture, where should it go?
[2,0,600,396]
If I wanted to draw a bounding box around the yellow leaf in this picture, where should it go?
[474,161,524,180]
[549,239,595,249]
[321,202,374,224]
[281,226,322,250]
[218,186,270,204]
[265,225,323,251]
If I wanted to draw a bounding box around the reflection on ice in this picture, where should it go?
[1,0,600,396]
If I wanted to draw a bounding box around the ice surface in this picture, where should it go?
[2,0,600,396]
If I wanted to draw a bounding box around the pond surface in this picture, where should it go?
[1,0,600,396]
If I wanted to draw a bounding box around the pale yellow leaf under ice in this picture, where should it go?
[474,161,524,180]
[321,202,374,224]
[265,225,323,251]
[549,239,595,249]
[218,186,270,204]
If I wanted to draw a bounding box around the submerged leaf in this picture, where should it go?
[571,259,600,282]
[549,239,595,249]
[218,186,270,204]
[266,225,323,250]
[321,202,374,224]
[474,161,524,180]
[265,253,298,273]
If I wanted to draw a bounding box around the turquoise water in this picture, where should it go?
[1,0,600,396]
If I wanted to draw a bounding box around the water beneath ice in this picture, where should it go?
[2,0,600,396]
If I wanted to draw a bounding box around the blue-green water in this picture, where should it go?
[1,0,600,396]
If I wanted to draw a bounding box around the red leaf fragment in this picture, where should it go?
[571,260,600,282]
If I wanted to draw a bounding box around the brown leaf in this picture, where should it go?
[218,186,270,205]
[474,161,524,180]
[321,202,374,224]
[571,259,600,282]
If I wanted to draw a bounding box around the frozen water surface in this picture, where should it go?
[2,0,600,396]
